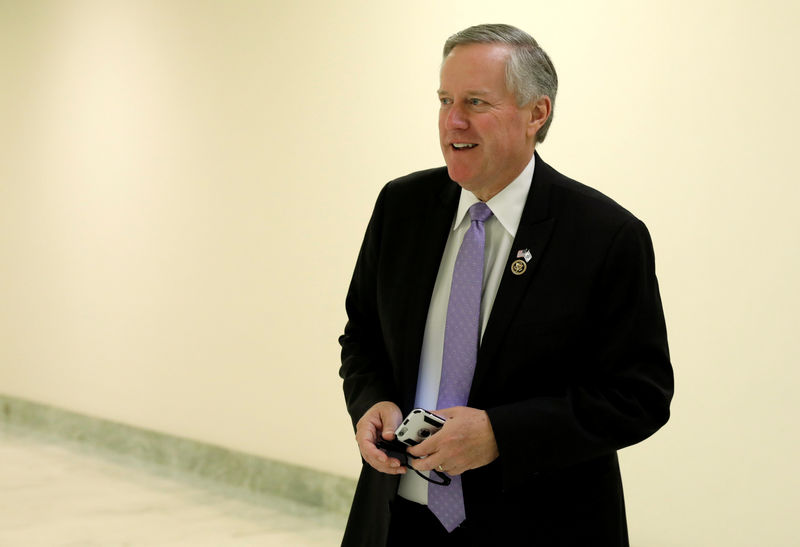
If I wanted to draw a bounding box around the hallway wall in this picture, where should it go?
[1,1,798,545]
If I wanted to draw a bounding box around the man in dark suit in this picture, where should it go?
[339,24,673,546]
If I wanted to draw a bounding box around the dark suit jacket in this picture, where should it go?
[338,153,673,546]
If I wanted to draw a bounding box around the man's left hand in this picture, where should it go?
[406,406,499,476]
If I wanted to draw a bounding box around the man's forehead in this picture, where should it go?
[437,88,492,96]
[439,49,510,97]
[440,43,510,81]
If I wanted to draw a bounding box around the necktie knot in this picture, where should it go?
[468,202,493,223]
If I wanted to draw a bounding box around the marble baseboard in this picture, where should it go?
[0,394,356,515]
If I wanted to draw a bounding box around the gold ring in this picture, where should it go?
[437,464,445,472]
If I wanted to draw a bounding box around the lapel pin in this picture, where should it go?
[516,248,533,263]
[511,259,527,275]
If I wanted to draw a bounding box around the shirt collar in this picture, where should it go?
[452,153,536,238]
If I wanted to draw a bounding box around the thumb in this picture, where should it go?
[381,414,397,440]
[380,406,401,440]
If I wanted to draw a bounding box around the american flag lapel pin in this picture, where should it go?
[511,248,532,276]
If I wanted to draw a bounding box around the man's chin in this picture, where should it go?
[446,168,506,201]
[445,165,475,188]
[450,177,486,198]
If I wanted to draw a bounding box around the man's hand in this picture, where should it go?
[406,406,499,476]
[355,401,406,475]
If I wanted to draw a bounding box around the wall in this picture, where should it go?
[1,1,798,544]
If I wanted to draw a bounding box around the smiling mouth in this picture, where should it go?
[451,143,478,150]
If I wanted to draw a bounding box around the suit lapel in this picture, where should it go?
[399,176,460,410]
[472,153,556,394]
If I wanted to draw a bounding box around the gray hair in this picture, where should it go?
[443,24,558,143]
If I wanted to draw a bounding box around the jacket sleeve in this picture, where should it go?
[486,218,674,489]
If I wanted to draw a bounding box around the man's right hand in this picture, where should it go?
[355,401,406,475]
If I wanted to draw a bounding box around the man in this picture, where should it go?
[339,24,673,547]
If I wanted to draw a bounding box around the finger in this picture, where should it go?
[359,441,407,474]
[372,455,407,473]
[409,452,445,473]
[356,429,391,468]
[356,429,407,473]
[358,434,387,463]
[379,407,402,440]
[368,452,407,474]
[369,459,407,474]
[381,428,396,441]
[405,434,439,458]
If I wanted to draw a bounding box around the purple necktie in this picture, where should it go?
[429,201,493,532]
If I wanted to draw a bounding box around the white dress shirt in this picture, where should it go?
[398,154,536,504]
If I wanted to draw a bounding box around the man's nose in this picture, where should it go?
[444,104,469,130]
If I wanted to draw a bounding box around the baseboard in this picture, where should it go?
[0,394,356,515]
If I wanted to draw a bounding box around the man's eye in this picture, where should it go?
[440,97,452,105]
[469,98,483,106]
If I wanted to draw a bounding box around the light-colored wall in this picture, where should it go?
[1,1,798,544]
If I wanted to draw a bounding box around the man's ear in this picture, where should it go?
[526,96,552,140]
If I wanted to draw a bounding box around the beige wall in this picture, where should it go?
[1,1,798,544]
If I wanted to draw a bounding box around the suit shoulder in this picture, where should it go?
[540,161,641,228]
[383,166,451,195]
[371,166,455,215]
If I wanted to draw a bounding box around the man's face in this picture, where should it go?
[438,43,537,201]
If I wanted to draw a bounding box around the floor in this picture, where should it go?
[0,425,347,546]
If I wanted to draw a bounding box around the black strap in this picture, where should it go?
[376,439,452,486]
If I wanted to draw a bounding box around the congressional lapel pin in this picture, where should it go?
[512,249,532,275]
[511,259,527,275]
